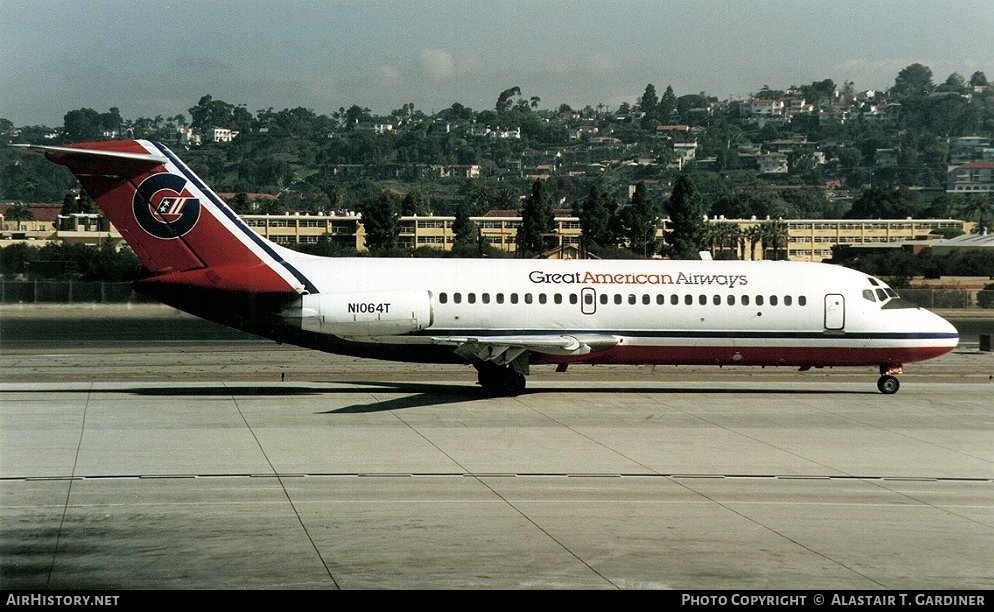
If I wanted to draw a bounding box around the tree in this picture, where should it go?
[401,189,432,216]
[359,192,400,253]
[845,186,922,219]
[758,219,789,261]
[63,108,104,142]
[451,201,479,255]
[230,193,252,214]
[575,185,614,253]
[958,194,994,234]
[892,63,934,98]
[516,179,555,256]
[188,95,236,133]
[705,222,741,260]
[3,203,33,225]
[624,181,659,257]
[665,174,707,259]
[639,84,658,120]
[969,71,988,87]
[658,85,677,120]
[496,86,521,116]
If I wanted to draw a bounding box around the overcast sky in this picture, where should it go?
[2,0,992,127]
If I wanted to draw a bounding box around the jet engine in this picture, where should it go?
[297,290,433,336]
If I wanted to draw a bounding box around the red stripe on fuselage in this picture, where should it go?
[530,344,955,367]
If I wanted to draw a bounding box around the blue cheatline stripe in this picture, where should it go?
[412,329,959,341]
[152,142,319,294]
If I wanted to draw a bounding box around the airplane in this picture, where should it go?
[17,139,959,396]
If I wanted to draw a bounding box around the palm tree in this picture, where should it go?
[759,220,789,261]
[3,203,33,230]
[746,224,764,260]
[715,223,741,260]
[958,194,993,234]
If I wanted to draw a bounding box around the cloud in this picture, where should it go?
[419,48,481,83]
[378,65,402,84]
[421,49,455,82]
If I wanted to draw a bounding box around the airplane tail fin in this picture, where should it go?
[20,140,314,295]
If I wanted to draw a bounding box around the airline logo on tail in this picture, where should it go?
[134,173,201,239]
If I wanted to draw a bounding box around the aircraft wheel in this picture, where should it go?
[877,375,900,395]
[501,370,527,397]
[477,364,526,397]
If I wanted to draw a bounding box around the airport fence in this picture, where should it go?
[1,279,992,309]
[0,280,154,304]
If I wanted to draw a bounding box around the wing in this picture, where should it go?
[432,334,620,366]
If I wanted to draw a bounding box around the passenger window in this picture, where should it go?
[482,293,491,304]
[439,292,448,304]
[496,293,505,304]
[756,295,764,306]
[628,294,637,305]
[468,293,476,304]
[698,295,707,306]
[583,294,592,305]
[784,295,792,306]
[742,295,750,306]
[798,296,806,306]
[554,294,563,305]
[656,294,665,305]
[511,293,519,304]
[713,295,721,306]
[454,293,462,304]
[671,294,679,305]
[770,295,778,306]
[684,294,693,305]
[538,293,547,304]
[524,293,533,304]
[600,294,608,305]
[614,294,622,305]
[727,295,735,306]
[643,294,651,305]
[571,294,580,305]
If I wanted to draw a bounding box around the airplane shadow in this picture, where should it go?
[2,381,875,414]
[323,380,874,413]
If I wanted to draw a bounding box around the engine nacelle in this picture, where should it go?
[298,290,433,336]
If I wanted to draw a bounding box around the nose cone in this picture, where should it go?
[927,309,959,353]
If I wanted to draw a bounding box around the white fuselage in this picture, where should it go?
[288,256,959,368]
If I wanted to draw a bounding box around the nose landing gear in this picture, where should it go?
[877,364,903,394]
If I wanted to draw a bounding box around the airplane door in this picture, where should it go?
[824,294,845,330]
[580,287,596,315]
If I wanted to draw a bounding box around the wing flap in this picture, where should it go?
[432,334,620,364]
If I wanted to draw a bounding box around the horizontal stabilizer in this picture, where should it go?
[13,143,169,166]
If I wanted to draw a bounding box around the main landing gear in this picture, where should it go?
[877,364,903,394]
[475,362,527,397]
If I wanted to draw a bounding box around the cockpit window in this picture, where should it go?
[875,288,888,301]
[885,288,899,299]
[862,289,876,302]
[868,277,880,287]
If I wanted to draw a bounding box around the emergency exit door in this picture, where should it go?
[824,294,845,330]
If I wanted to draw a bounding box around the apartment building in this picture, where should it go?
[2,203,973,263]
[947,161,994,193]
[241,213,971,261]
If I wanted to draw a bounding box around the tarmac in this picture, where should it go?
[1,305,993,590]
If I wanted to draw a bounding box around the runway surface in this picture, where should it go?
[1,306,993,589]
